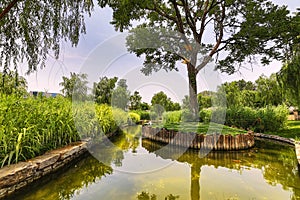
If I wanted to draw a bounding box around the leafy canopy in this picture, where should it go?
[100,0,297,74]
[0,0,94,73]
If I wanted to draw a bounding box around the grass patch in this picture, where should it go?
[152,122,247,136]
[265,120,300,140]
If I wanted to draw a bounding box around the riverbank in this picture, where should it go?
[0,140,90,199]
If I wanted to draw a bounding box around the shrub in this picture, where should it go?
[162,110,182,124]
[199,109,212,123]
[197,105,288,132]
[149,111,158,120]
[225,107,257,130]
[256,105,288,132]
[130,110,150,120]
[181,109,195,122]
[129,112,141,124]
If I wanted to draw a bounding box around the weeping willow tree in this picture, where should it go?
[277,10,300,107]
[277,53,300,107]
[0,0,94,73]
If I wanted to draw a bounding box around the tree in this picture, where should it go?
[59,72,88,101]
[111,79,130,110]
[0,70,27,95]
[140,102,150,111]
[93,76,118,104]
[255,74,283,107]
[197,91,214,109]
[0,0,94,73]
[277,11,300,107]
[151,91,180,116]
[277,55,300,107]
[129,91,142,110]
[100,0,295,119]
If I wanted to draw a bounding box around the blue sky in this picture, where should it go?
[21,1,300,103]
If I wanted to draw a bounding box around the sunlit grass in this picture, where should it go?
[152,122,247,135]
[265,120,300,140]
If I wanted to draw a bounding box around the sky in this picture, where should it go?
[20,0,300,103]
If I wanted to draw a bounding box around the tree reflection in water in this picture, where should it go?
[7,126,300,200]
[142,138,300,200]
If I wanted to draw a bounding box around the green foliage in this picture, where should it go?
[213,75,284,108]
[0,95,79,167]
[93,76,118,105]
[129,91,142,110]
[0,0,94,73]
[257,105,288,132]
[277,54,300,108]
[225,107,258,130]
[199,109,212,123]
[60,72,89,100]
[0,71,27,96]
[111,79,130,110]
[197,91,213,109]
[128,112,141,124]
[181,109,195,122]
[151,91,181,115]
[162,111,182,124]
[140,102,150,111]
[95,104,128,133]
[197,105,288,132]
[0,94,131,167]
[131,110,150,120]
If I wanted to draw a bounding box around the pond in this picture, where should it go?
[8,126,300,200]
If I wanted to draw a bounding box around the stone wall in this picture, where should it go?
[296,143,300,167]
[0,140,90,199]
[253,133,295,145]
[142,126,255,150]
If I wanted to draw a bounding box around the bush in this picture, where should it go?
[225,107,257,130]
[199,109,212,123]
[130,110,150,120]
[149,111,158,120]
[162,110,182,124]
[256,105,288,132]
[181,109,195,122]
[129,112,141,124]
[197,105,288,132]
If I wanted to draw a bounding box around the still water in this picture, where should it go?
[8,126,300,200]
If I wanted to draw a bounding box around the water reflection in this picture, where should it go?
[8,155,112,200]
[7,126,300,200]
[142,138,300,200]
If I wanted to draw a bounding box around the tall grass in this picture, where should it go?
[0,95,129,167]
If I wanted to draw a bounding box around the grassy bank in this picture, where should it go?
[0,94,132,167]
[265,120,300,140]
[153,122,247,136]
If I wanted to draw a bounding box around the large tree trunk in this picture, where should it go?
[187,62,199,121]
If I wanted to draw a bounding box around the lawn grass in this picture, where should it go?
[152,122,247,136]
[265,120,300,140]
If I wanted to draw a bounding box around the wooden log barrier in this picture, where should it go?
[142,126,255,150]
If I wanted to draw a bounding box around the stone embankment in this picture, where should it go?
[295,143,300,167]
[142,126,255,150]
[0,140,90,199]
[254,133,300,167]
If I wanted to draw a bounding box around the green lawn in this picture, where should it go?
[152,122,247,136]
[265,120,300,140]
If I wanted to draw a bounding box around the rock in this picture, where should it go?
[0,162,37,188]
[29,153,60,170]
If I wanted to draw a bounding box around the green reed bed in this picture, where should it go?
[0,94,131,167]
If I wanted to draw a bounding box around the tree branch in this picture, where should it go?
[0,0,19,20]
[148,1,177,22]
[196,2,226,73]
